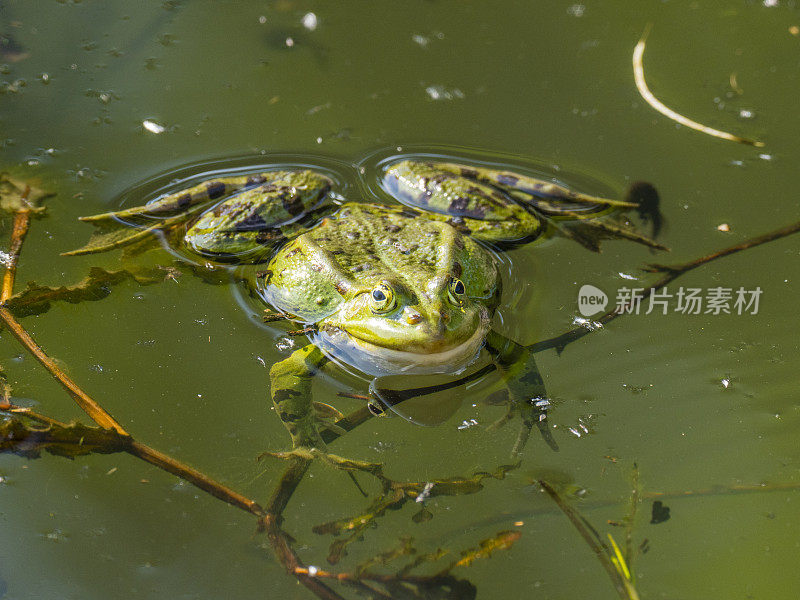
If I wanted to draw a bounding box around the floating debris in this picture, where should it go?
[717,223,731,232]
[633,27,764,147]
[142,120,166,134]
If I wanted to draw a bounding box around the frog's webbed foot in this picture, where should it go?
[485,330,559,457]
[260,447,385,482]
[550,214,669,253]
[485,390,558,456]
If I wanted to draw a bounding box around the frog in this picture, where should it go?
[72,159,664,463]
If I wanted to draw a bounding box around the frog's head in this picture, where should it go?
[317,268,500,376]
[262,204,503,376]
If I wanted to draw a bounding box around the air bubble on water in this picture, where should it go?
[457,418,479,430]
[425,85,464,101]
[285,37,295,48]
[567,4,586,17]
[572,316,603,331]
[89,364,104,373]
[258,15,267,24]
[412,34,429,48]
[301,12,318,31]
[275,336,295,352]
[41,529,68,543]
[738,109,754,119]
[758,153,772,161]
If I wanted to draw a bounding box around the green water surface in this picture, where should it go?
[1,1,799,598]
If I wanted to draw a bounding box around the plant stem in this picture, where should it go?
[0,305,128,434]
[1,205,31,301]
[532,219,800,354]
[259,456,346,600]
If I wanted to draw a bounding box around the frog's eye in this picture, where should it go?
[448,278,466,304]
[369,284,396,314]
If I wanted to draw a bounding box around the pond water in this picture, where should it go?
[1,1,799,598]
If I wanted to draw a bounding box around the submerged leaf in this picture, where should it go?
[0,414,129,459]
[313,463,520,564]
[449,530,522,569]
[4,266,164,317]
[0,173,54,214]
[353,536,416,576]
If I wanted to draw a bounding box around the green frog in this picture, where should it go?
[72,159,663,461]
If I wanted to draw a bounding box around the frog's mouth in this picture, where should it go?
[314,322,488,377]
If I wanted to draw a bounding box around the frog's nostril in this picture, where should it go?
[406,312,422,325]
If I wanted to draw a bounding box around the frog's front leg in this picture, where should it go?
[268,344,385,478]
[484,329,558,456]
[270,343,331,449]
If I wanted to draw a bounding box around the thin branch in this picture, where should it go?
[2,203,32,301]
[258,456,347,600]
[539,480,639,600]
[0,306,128,434]
[128,441,266,517]
[532,219,800,354]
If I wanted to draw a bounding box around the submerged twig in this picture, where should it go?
[633,26,764,147]
[533,218,800,355]
[539,480,640,600]
[0,306,128,434]
[1,202,32,301]
[623,464,641,576]
[258,457,346,600]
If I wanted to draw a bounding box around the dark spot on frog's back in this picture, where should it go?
[234,212,269,231]
[246,175,267,187]
[206,182,227,199]
[460,167,478,179]
[281,193,305,216]
[450,197,470,213]
[177,194,192,209]
[452,262,462,278]
[334,281,349,295]
[496,173,519,187]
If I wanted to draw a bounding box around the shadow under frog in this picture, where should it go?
[72,158,664,465]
